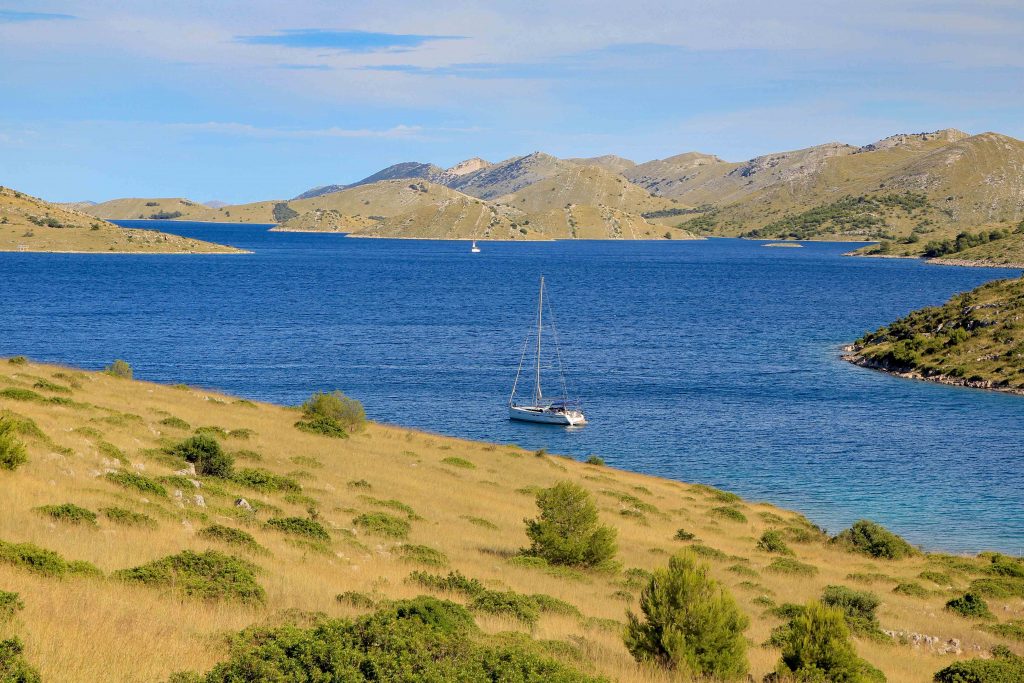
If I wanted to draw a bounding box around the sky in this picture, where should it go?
[2,1,1023,203]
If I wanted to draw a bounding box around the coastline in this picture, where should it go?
[842,346,1024,397]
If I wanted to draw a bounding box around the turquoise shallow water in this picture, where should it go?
[2,221,1023,554]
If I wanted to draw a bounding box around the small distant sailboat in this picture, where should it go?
[471,240,481,253]
[509,276,587,426]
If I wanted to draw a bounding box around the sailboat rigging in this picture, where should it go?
[508,276,587,426]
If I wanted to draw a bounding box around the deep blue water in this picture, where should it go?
[2,220,1023,554]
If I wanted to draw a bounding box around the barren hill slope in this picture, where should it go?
[85,197,221,222]
[448,152,578,199]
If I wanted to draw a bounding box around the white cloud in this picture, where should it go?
[164,121,425,139]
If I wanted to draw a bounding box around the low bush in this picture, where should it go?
[673,528,696,541]
[461,515,498,530]
[945,592,993,619]
[396,544,448,567]
[114,550,264,604]
[709,506,747,523]
[984,620,1024,641]
[100,506,157,528]
[585,455,605,466]
[352,512,409,539]
[986,554,1024,578]
[969,577,1024,598]
[172,435,234,478]
[0,539,100,578]
[765,558,818,576]
[104,359,133,379]
[294,415,348,438]
[624,552,749,680]
[441,456,475,469]
[97,440,127,465]
[770,601,885,683]
[523,481,617,568]
[34,503,97,526]
[0,591,24,622]
[346,479,371,489]
[199,524,266,555]
[0,637,41,683]
[105,470,167,497]
[0,418,28,471]
[934,645,1024,683]
[335,591,376,609]
[170,596,600,682]
[893,581,929,598]
[6,356,27,365]
[408,570,485,597]
[227,428,253,440]
[300,390,365,433]
[265,517,330,542]
[159,417,191,430]
[359,496,419,519]
[831,520,915,559]
[231,468,301,493]
[757,530,793,555]
[290,456,322,468]
[820,585,882,637]
[691,483,741,503]
[689,544,728,561]
[32,379,71,394]
[918,570,953,586]
[728,564,758,578]
[194,426,228,439]
[470,590,541,626]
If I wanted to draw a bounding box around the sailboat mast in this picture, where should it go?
[535,276,543,404]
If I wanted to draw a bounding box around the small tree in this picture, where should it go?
[302,391,365,432]
[523,481,616,567]
[0,418,28,471]
[104,359,133,379]
[772,601,885,683]
[173,435,233,478]
[624,552,748,680]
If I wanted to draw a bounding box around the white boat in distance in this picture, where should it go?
[508,276,587,426]
[471,240,481,253]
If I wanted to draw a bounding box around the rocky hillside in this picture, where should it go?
[845,276,1024,394]
[84,197,221,222]
[0,186,240,253]
[1,357,1022,682]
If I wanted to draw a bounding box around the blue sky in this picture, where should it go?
[1,1,1023,203]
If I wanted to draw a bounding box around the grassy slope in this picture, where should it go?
[0,187,241,254]
[845,277,1024,393]
[934,234,1024,267]
[0,360,1021,682]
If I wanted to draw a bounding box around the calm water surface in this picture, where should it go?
[2,221,1022,553]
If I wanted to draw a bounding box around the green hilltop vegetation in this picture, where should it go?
[845,277,1024,394]
[1,358,1024,682]
[76,128,1024,259]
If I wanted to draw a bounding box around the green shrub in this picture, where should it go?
[104,359,133,379]
[199,524,266,554]
[300,390,365,432]
[0,539,98,578]
[335,591,376,609]
[34,503,97,526]
[6,356,27,365]
[0,388,43,403]
[290,456,322,468]
[523,481,617,568]
[408,570,485,597]
[194,426,228,439]
[100,506,157,528]
[984,620,1024,641]
[104,470,167,497]
[757,530,793,555]
[969,577,1024,598]
[159,417,191,430]
[0,591,24,623]
[0,419,28,471]
[114,550,264,604]
[97,440,127,465]
[674,528,696,541]
[765,558,818,576]
[831,520,915,559]
[441,456,475,469]
[934,646,1024,683]
[171,596,600,682]
[585,455,605,466]
[294,415,348,438]
[172,435,234,478]
[470,590,541,626]
[0,637,41,683]
[352,512,409,539]
[231,468,301,493]
[689,544,728,561]
[624,552,748,680]
[358,496,419,519]
[227,428,253,440]
[771,601,885,683]
[461,515,498,530]
[266,517,330,542]
[396,544,448,567]
[691,483,741,503]
[820,585,882,637]
[709,506,747,523]
[918,570,953,586]
[32,379,71,394]
[346,479,371,489]
[986,554,1024,578]
[945,592,993,619]
[728,564,758,578]
[893,581,929,598]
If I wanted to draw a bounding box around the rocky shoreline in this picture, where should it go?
[842,346,1024,396]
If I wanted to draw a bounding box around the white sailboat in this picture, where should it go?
[471,240,481,253]
[508,276,587,426]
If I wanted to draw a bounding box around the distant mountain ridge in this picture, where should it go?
[80,128,1024,253]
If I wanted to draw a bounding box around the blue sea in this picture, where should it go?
[2,220,1022,554]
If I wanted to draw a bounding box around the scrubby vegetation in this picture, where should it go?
[104,470,167,497]
[0,539,101,578]
[295,390,365,437]
[523,481,617,568]
[171,596,600,682]
[198,524,266,555]
[846,277,1024,392]
[0,591,24,623]
[99,506,157,528]
[744,192,929,241]
[0,418,28,471]
[396,544,448,567]
[0,637,41,683]
[831,520,915,559]
[945,592,993,619]
[624,552,748,680]
[113,550,264,604]
[265,517,330,542]
[933,645,1024,683]
[33,503,97,526]
[231,468,301,493]
[770,601,885,682]
[765,558,818,576]
[352,512,409,539]
[172,434,234,477]
[103,359,133,379]
[757,530,793,555]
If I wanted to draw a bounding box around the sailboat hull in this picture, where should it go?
[509,405,587,426]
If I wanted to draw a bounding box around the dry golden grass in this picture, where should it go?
[0,358,1020,682]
